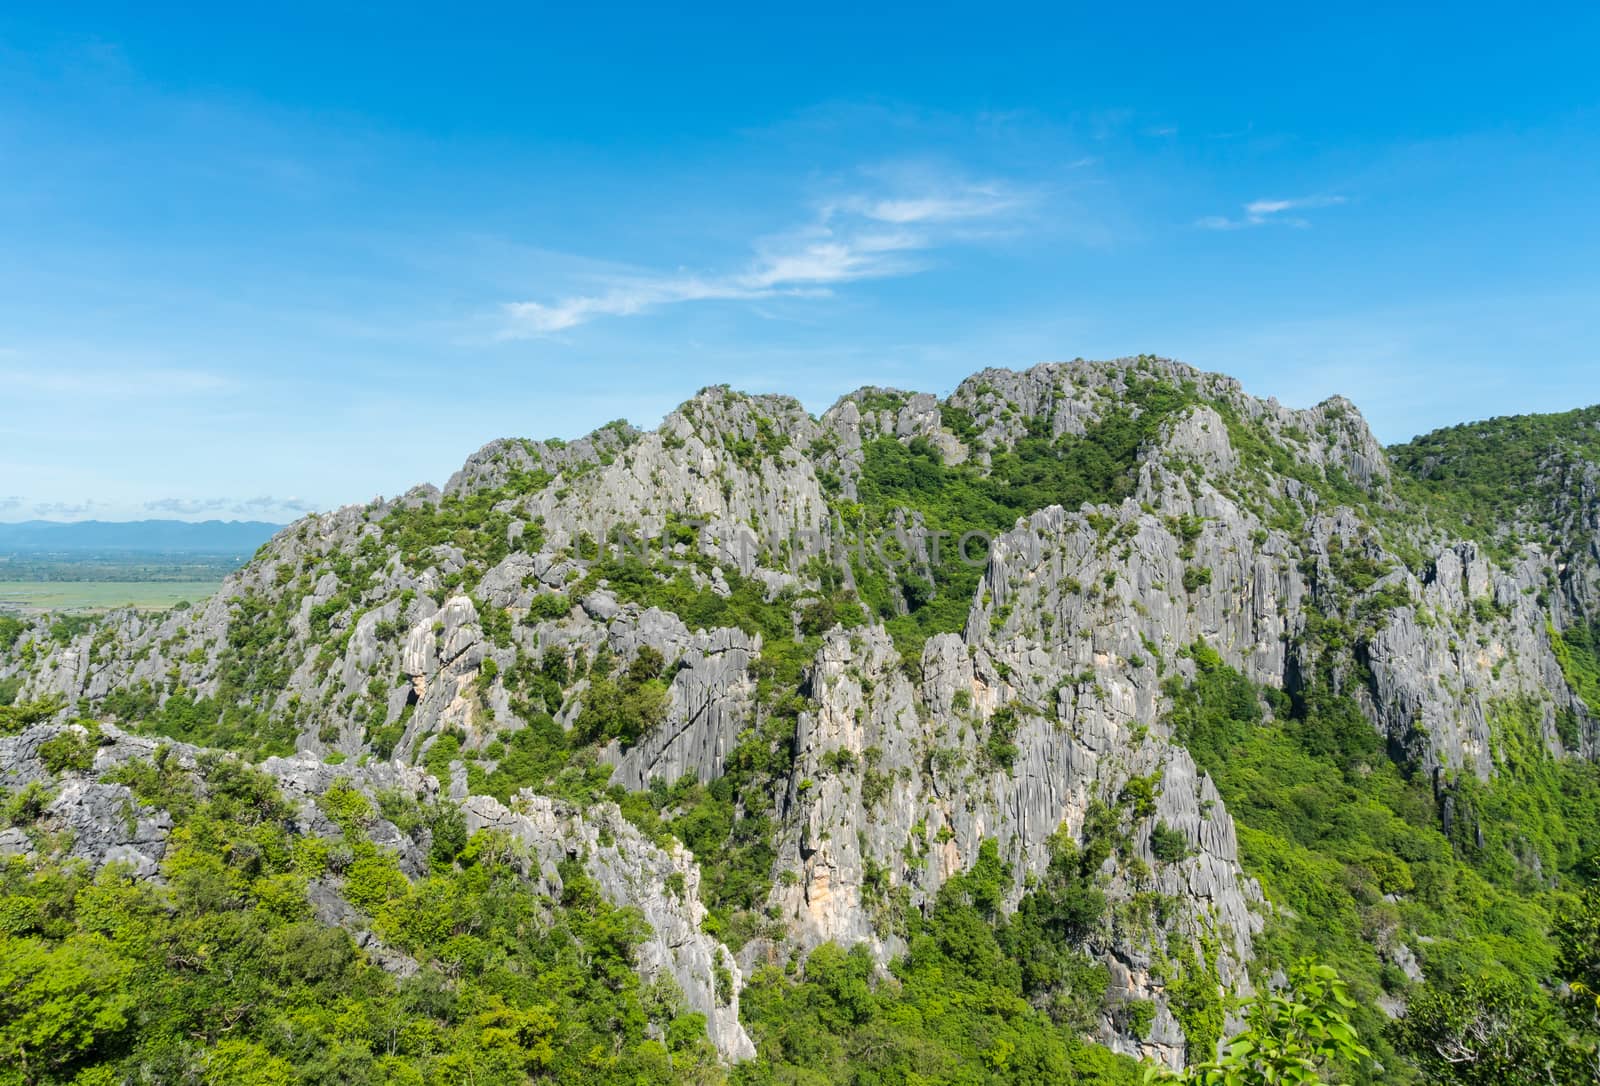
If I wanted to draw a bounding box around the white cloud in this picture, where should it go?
[143,495,319,519]
[837,186,1021,225]
[32,501,98,518]
[1243,199,1296,216]
[1197,194,1347,230]
[501,176,1027,336]
[1245,195,1346,216]
[144,497,230,515]
[505,279,754,334]
[234,495,318,515]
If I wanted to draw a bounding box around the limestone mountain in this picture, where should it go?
[4,356,1598,1083]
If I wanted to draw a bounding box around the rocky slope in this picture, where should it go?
[3,356,1597,1070]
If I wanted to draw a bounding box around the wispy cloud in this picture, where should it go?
[143,497,233,516]
[1196,194,1347,230]
[828,184,1022,225]
[501,174,1028,336]
[237,495,319,514]
[143,495,319,519]
[0,497,22,513]
[32,501,99,518]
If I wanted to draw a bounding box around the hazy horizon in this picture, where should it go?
[8,361,1599,525]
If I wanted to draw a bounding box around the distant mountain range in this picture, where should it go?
[0,519,285,554]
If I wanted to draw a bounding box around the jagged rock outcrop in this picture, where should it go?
[463,792,755,1060]
[1,722,194,875]
[606,624,762,789]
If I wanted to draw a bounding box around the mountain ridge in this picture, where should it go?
[3,355,1598,1083]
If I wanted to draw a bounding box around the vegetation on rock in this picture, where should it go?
[4,359,1600,1083]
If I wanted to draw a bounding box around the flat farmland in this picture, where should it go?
[0,580,221,614]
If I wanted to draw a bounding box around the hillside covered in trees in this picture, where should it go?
[3,356,1598,1084]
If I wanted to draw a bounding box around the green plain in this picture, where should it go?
[0,579,220,613]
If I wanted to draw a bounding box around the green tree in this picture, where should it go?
[573,647,671,746]
[1555,881,1600,1032]
[1151,962,1370,1086]
[0,932,135,1083]
[1391,976,1591,1085]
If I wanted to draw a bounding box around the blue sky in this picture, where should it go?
[2,4,1598,523]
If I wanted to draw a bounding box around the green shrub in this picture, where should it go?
[1123,998,1155,1040]
[0,616,25,653]
[526,592,571,621]
[572,647,670,747]
[38,727,96,774]
[1150,821,1190,864]
[3,780,53,826]
[1119,774,1158,820]
[1155,962,1371,1084]
[0,696,64,736]
[984,705,1022,771]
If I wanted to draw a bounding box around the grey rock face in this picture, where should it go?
[606,624,761,789]
[463,792,756,1061]
[761,549,1267,1065]
[0,722,192,875]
